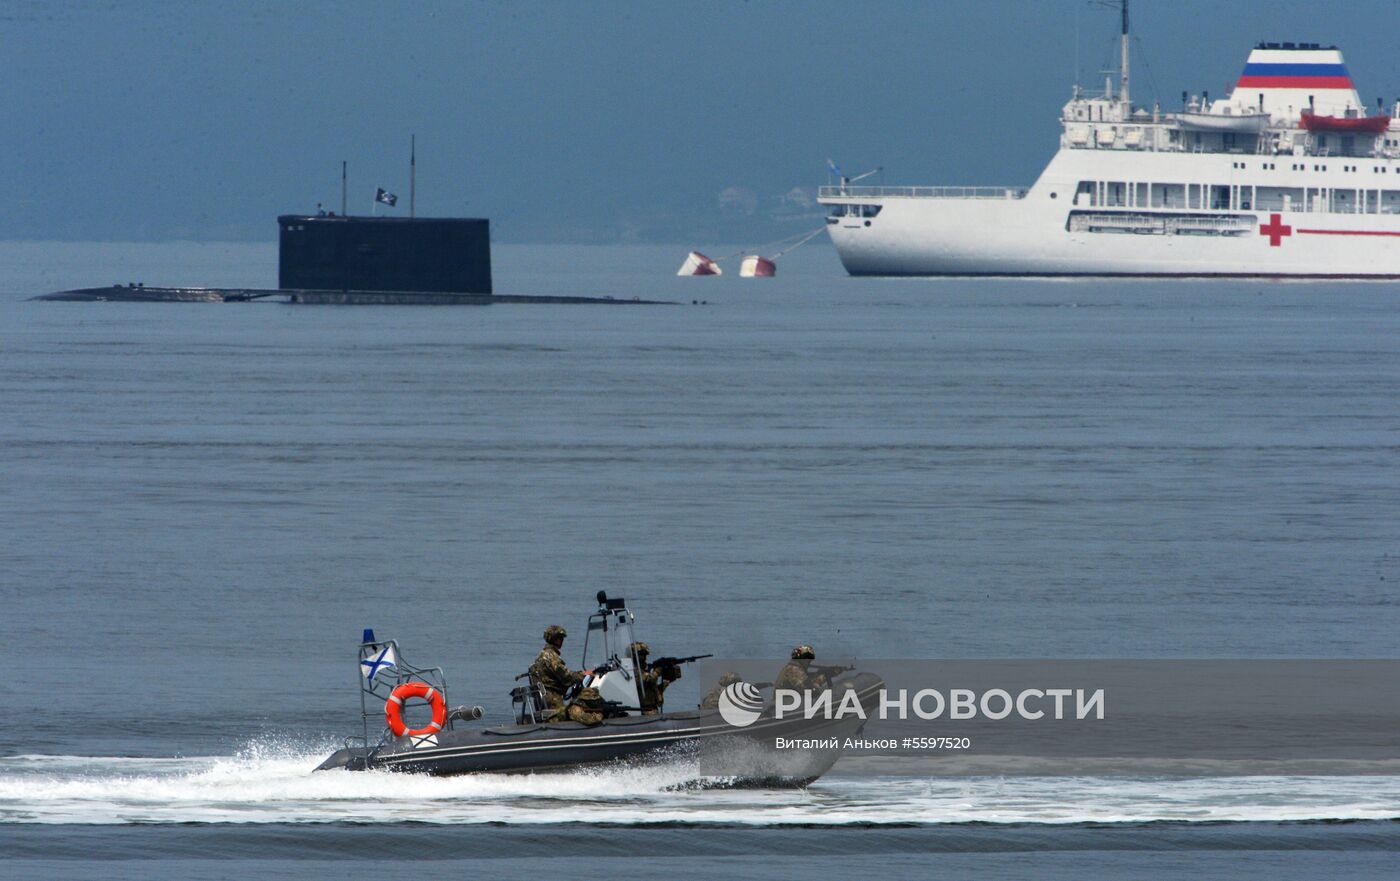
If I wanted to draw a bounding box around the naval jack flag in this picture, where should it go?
[360,643,397,683]
[375,187,398,207]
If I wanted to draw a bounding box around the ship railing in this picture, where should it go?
[819,185,1027,200]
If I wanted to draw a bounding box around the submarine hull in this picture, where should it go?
[32,286,671,305]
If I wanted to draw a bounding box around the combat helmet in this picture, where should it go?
[544,624,568,643]
[628,641,650,656]
[576,686,604,706]
[718,671,742,686]
[791,644,815,660]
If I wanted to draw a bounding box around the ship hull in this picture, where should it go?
[823,146,1400,279]
[830,209,1400,279]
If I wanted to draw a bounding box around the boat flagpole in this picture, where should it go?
[341,161,347,217]
[410,134,416,219]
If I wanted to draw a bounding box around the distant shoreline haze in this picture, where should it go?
[10,2,1400,243]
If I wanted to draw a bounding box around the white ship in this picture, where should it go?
[819,3,1400,277]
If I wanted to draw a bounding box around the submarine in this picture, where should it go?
[36,215,672,306]
[315,593,882,784]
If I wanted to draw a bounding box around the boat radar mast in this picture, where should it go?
[1088,0,1130,109]
[1119,0,1130,112]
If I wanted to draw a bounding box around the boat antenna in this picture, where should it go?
[410,134,416,219]
[1119,0,1130,112]
[1073,1,1080,90]
[341,160,347,217]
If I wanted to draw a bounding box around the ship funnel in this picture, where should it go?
[1233,45,1362,120]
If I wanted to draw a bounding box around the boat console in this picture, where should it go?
[578,591,646,712]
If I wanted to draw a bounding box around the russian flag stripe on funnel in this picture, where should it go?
[1237,76,1353,89]
[1241,63,1349,78]
[1231,46,1364,118]
[1237,63,1353,90]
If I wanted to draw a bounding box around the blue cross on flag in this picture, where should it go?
[361,644,397,682]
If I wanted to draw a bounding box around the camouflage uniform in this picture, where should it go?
[699,671,742,710]
[565,686,606,725]
[529,626,587,722]
[775,645,828,692]
[631,642,681,715]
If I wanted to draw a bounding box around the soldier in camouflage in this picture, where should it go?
[630,641,681,715]
[775,644,829,692]
[565,686,606,725]
[699,671,742,710]
[529,625,591,722]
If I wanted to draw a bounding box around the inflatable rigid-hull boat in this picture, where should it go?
[316,671,884,784]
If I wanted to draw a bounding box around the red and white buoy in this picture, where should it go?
[677,228,822,279]
[739,255,777,277]
[676,251,723,276]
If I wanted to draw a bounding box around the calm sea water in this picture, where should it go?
[1,240,1397,879]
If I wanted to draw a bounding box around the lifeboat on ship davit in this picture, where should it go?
[1300,110,1391,134]
[1177,111,1270,133]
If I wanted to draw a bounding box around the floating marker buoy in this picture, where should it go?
[677,251,722,276]
[675,227,822,278]
[739,255,777,277]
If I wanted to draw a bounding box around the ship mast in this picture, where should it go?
[1119,0,1130,114]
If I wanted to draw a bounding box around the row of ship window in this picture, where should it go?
[826,204,883,218]
[1230,160,1392,173]
[1073,180,1400,213]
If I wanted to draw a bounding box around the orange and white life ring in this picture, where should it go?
[385,681,447,737]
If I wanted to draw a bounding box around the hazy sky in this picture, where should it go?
[9,0,1400,243]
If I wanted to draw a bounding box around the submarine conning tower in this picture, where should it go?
[277,215,492,295]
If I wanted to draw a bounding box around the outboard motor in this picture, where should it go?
[448,704,484,723]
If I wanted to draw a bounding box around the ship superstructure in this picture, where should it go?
[819,5,1400,277]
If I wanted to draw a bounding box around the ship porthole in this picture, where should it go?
[1050,192,1058,199]
[864,220,871,227]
